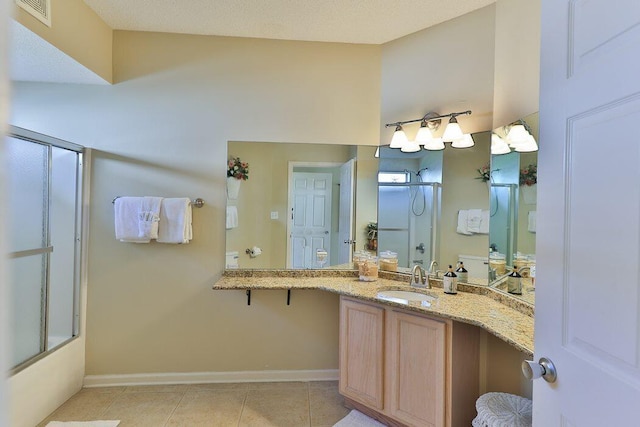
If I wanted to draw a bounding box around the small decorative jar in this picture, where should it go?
[379,251,398,272]
[358,256,379,282]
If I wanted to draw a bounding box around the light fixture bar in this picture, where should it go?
[384,110,471,128]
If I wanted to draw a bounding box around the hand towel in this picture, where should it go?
[479,209,490,234]
[467,209,482,233]
[158,198,192,244]
[456,210,472,235]
[115,197,149,243]
[528,211,537,233]
[226,206,238,229]
[138,196,163,240]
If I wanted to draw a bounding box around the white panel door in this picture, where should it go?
[290,172,332,269]
[536,1,640,425]
[338,159,355,265]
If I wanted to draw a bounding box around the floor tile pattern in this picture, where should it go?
[38,381,350,427]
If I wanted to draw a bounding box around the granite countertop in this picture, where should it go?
[214,270,534,357]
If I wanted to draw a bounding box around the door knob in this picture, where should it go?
[522,357,557,383]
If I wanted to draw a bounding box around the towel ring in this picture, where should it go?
[112,196,205,208]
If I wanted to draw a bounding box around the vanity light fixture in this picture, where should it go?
[385,110,472,151]
[389,125,409,148]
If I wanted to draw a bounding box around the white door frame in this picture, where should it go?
[286,162,343,269]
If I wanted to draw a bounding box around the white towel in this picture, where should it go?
[456,210,472,235]
[528,211,537,233]
[115,197,143,242]
[467,209,482,233]
[333,410,385,427]
[226,206,238,229]
[158,198,192,244]
[138,196,163,240]
[479,209,490,234]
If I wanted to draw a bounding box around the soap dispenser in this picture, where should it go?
[507,267,522,295]
[455,261,468,283]
[443,265,458,294]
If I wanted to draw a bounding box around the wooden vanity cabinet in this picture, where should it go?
[339,297,385,410]
[339,296,480,427]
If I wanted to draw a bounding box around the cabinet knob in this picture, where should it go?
[522,357,557,383]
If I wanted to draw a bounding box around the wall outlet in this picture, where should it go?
[270,211,279,220]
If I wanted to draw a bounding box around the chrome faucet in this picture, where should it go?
[428,260,439,277]
[411,264,428,288]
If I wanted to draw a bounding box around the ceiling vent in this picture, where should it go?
[15,0,51,27]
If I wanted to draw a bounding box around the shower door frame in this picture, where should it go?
[7,126,85,374]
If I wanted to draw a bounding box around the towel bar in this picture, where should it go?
[112,196,204,208]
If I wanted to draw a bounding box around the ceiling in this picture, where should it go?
[10,0,494,84]
[82,0,494,45]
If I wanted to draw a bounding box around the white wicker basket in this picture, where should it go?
[472,392,532,427]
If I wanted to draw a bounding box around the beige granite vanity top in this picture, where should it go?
[214,270,534,357]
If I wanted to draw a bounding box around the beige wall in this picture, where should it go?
[480,330,532,399]
[380,5,496,145]
[355,146,379,250]
[492,0,541,127]
[10,32,381,376]
[13,0,113,83]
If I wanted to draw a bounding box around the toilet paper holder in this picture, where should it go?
[245,247,262,258]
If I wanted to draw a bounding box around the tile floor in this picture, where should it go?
[37,381,351,427]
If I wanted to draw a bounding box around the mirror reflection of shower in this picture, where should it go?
[377,147,443,269]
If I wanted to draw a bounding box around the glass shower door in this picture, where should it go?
[6,137,49,367]
[6,130,83,370]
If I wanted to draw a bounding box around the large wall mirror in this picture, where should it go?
[376,131,492,280]
[225,133,495,281]
[488,112,538,305]
[225,141,378,269]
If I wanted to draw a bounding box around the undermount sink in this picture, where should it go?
[376,289,437,306]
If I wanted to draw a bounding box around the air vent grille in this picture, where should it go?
[15,0,51,27]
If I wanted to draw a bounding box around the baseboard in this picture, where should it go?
[84,369,339,387]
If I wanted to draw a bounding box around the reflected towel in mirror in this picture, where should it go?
[226,206,238,229]
[528,211,536,233]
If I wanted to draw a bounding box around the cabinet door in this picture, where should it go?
[385,310,446,427]
[339,298,384,410]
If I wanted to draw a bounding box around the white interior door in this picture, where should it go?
[536,1,640,425]
[338,159,356,264]
[290,172,332,269]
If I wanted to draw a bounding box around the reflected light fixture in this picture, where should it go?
[385,110,472,151]
[505,124,530,147]
[401,138,422,153]
[451,133,475,149]
[515,134,539,152]
[491,133,511,155]
[492,119,539,155]
[424,137,445,151]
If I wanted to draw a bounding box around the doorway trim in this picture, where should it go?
[286,161,343,268]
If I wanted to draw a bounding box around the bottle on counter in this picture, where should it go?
[507,267,522,294]
[455,261,468,283]
[443,265,458,294]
